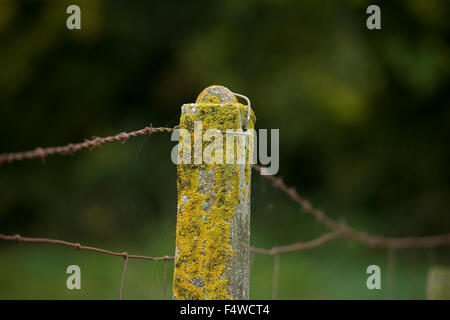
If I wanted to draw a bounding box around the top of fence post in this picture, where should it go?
[173,85,255,300]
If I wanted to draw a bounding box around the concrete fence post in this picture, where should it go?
[427,266,450,299]
[172,85,255,300]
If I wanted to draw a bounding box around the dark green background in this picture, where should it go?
[0,0,449,299]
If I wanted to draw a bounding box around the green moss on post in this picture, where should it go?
[173,86,255,300]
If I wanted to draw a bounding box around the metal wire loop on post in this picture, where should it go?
[233,92,251,131]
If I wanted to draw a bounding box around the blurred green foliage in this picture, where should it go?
[0,0,449,299]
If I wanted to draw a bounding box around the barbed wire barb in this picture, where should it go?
[253,164,450,249]
[0,125,174,166]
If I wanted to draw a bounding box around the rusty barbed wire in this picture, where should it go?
[0,125,174,166]
[0,233,174,261]
[0,126,448,250]
[250,231,340,300]
[0,233,173,299]
[1,124,450,299]
[250,231,339,256]
[0,232,338,262]
[252,164,450,249]
[0,231,342,300]
[0,230,338,300]
[1,123,448,249]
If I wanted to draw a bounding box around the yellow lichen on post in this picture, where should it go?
[173,86,255,300]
